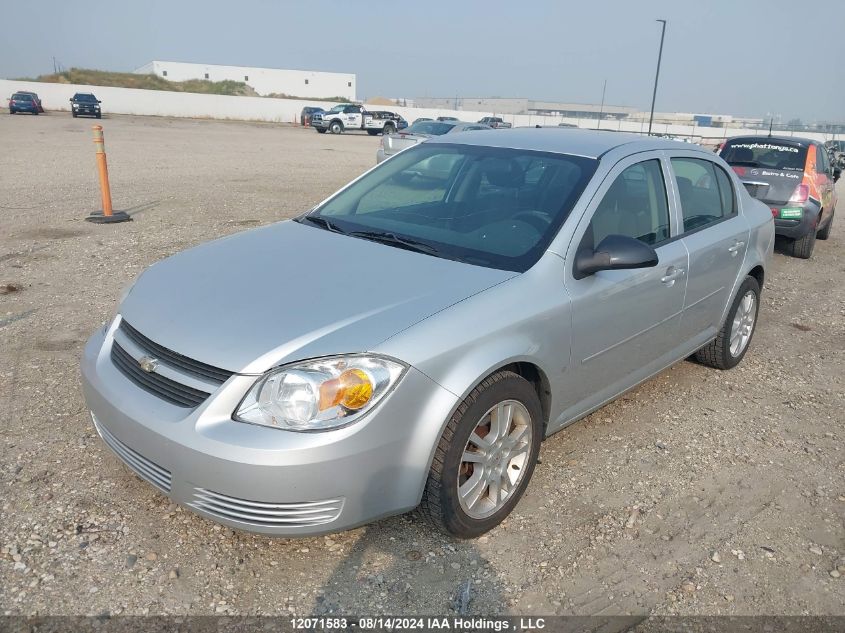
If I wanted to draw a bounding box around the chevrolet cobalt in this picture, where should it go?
[82,130,774,538]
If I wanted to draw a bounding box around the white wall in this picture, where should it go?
[1,79,834,144]
[138,61,356,100]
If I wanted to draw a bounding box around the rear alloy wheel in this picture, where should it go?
[789,226,816,259]
[330,121,343,134]
[816,210,834,240]
[695,276,760,370]
[420,371,542,538]
[382,124,395,135]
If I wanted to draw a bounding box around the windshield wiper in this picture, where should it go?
[347,230,440,256]
[298,215,345,234]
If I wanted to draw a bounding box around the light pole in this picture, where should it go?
[647,19,667,136]
[598,79,607,128]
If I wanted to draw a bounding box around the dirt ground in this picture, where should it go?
[0,113,843,618]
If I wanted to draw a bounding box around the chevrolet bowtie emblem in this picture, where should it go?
[138,356,159,373]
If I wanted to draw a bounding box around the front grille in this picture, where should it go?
[119,320,233,384]
[111,342,210,408]
[110,320,235,408]
[188,488,344,529]
[93,414,172,493]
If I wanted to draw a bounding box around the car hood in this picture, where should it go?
[119,220,515,374]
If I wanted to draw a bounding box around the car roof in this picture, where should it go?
[429,128,704,159]
[724,134,818,147]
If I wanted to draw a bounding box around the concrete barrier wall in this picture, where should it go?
[1,79,831,144]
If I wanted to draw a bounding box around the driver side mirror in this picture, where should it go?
[574,234,659,279]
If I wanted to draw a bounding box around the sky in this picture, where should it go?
[1,0,843,122]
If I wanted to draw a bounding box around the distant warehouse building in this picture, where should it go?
[133,61,356,100]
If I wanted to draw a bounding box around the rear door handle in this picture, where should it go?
[661,267,685,285]
[728,240,746,255]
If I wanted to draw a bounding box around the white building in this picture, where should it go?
[133,61,356,100]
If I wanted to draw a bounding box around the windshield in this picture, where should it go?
[406,121,455,136]
[326,105,346,113]
[720,139,807,171]
[74,94,98,102]
[299,143,597,272]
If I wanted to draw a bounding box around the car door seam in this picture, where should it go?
[581,308,684,364]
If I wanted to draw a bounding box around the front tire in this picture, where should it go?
[329,121,343,134]
[694,276,760,370]
[420,371,542,538]
[817,210,834,240]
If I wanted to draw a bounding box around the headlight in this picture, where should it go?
[234,355,406,432]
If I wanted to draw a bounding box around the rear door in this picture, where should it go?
[670,154,749,345]
[563,154,688,413]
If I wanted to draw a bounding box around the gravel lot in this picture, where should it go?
[1,113,843,618]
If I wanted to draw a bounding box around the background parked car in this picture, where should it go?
[18,91,44,112]
[436,116,459,122]
[478,116,512,129]
[720,136,837,258]
[70,93,102,118]
[8,92,40,115]
[377,120,491,163]
[300,106,325,126]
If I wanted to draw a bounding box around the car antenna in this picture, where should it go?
[768,118,773,138]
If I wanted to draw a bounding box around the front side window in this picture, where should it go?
[671,158,734,232]
[583,159,670,250]
[300,144,597,272]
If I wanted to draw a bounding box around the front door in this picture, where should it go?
[562,154,688,418]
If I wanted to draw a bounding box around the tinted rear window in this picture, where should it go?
[720,139,807,171]
[12,94,33,101]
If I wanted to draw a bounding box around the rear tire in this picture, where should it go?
[382,123,395,135]
[419,371,542,538]
[694,276,760,370]
[816,210,834,240]
[788,226,816,259]
[367,130,379,136]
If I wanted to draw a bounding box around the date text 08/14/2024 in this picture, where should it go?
[289,617,547,631]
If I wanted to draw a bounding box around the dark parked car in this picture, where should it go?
[720,136,837,258]
[70,93,102,118]
[300,106,325,126]
[18,91,44,112]
[8,92,40,115]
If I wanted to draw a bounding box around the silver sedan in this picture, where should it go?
[376,120,491,163]
[81,130,774,538]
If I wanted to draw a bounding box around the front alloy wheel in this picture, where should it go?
[458,400,533,519]
[420,370,542,538]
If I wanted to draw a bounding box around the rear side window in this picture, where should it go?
[671,158,735,232]
[584,159,670,248]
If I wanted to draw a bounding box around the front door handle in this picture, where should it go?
[661,267,686,285]
[728,240,746,255]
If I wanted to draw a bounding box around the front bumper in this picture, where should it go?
[73,107,101,116]
[80,321,459,536]
[311,119,329,130]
